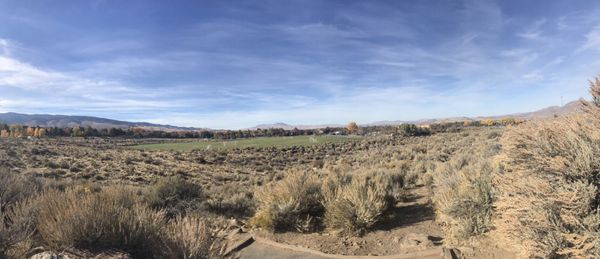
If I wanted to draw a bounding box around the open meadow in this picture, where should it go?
[132,135,361,151]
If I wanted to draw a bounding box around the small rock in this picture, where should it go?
[30,252,60,259]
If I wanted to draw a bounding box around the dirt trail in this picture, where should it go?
[236,236,452,259]
[227,186,515,259]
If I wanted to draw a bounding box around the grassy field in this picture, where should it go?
[131,135,361,151]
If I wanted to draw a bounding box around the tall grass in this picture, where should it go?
[167,214,214,259]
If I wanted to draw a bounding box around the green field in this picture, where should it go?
[132,135,361,151]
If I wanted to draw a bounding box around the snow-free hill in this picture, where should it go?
[0,112,200,131]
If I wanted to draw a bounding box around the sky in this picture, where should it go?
[1,0,600,129]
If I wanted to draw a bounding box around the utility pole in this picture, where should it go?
[561,96,564,106]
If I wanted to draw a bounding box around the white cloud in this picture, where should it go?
[580,25,600,52]
[517,18,546,40]
[0,38,10,55]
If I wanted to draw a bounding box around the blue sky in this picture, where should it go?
[1,0,600,129]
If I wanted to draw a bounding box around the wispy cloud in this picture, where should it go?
[517,18,546,40]
[1,1,600,128]
[580,25,600,52]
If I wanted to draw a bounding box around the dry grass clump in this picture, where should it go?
[0,168,39,258]
[146,177,205,218]
[0,168,41,211]
[0,199,37,258]
[251,170,323,232]
[322,172,390,236]
[36,187,168,258]
[433,156,496,244]
[251,169,400,236]
[431,129,501,245]
[166,214,214,259]
[494,77,600,258]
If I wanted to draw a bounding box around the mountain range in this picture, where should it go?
[0,100,583,131]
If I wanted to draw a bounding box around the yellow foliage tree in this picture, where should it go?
[481,119,495,126]
[346,122,359,134]
[37,128,46,138]
[26,127,35,137]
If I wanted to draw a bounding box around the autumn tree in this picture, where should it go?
[72,126,83,137]
[9,124,23,137]
[26,126,35,137]
[34,127,46,138]
[346,122,359,134]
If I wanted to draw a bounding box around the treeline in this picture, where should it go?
[0,117,523,140]
[0,122,348,139]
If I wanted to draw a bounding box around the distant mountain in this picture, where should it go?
[0,112,200,131]
[367,100,583,126]
[0,100,584,132]
[252,100,584,129]
[484,100,582,120]
[248,122,344,130]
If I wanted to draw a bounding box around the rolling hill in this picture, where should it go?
[0,100,583,131]
[0,112,199,131]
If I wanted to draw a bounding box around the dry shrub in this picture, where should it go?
[36,187,167,258]
[251,170,323,232]
[322,172,390,236]
[496,114,600,258]
[0,200,37,258]
[205,185,255,218]
[0,168,41,211]
[495,78,600,258]
[147,177,205,217]
[433,156,496,245]
[0,168,40,258]
[166,214,214,259]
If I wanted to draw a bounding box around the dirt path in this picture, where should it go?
[228,186,515,258]
[236,236,451,259]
